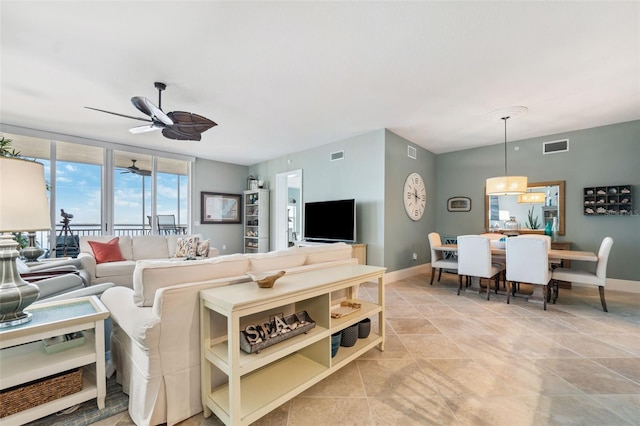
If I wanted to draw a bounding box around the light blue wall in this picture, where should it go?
[192,158,248,255]
[436,120,640,281]
[250,130,386,266]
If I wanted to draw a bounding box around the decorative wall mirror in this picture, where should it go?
[484,180,566,235]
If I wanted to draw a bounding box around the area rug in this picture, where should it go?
[25,375,128,426]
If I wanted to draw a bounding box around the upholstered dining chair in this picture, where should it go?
[427,232,458,285]
[456,235,505,299]
[551,236,614,312]
[506,235,552,310]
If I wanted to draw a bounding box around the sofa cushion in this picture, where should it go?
[88,237,127,264]
[132,235,170,260]
[95,260,137,278]
[196,239,210,257]
[133,254,250,307]
[248,250,307,272]
[175,236,199,257]
[299,242,353,264]
[80,235,133,260]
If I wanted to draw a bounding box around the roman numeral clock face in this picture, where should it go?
[403,172,426,221]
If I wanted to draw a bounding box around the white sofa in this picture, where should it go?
[100,243,357,426]
[78,234,219,288]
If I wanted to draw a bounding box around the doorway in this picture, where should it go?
[274,169,302,250]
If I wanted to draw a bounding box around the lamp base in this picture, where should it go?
[0,233,40,327]
[0,311,33,328]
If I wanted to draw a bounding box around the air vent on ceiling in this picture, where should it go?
[330,150,344,161]
[543,139,569,154]
[408,145,417,159]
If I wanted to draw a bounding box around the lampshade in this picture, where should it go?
[0,158,51,232]
[518,192,546,204]
[0,157,50,327]
[485,106,529,196]
[486,176,528,196]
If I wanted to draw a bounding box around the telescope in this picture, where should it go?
[60,209,74,221]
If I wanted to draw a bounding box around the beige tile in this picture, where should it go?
[387,317,442,334]
[384,303,422,318]
[590,394,640,425]
[590,333,640,356]
[530,395,635,425]
[443,395,545,426]
[357,333,412,360]
[538,358,640,394]
[546,333,635,358]
[593,357,640,382]
[417,358,517,397]
[398,334,469,359]
[288,397,370,425]
[368,396,461,425]
[300,362,366,397]
[356,359,440,397]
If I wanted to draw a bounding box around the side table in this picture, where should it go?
[0,296,109,425]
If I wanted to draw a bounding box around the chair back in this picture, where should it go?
[595,237,614,279]
[157,214,177,234]
[479,233,504,241]
[506,236,551,285]
[428,232,444,263]
[457,235,492,278]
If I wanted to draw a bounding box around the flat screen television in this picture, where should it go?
[303,199,356,243]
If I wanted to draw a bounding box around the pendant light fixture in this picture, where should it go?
[486,106,528,196]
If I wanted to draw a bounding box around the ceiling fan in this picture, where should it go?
[85,82,217,141]
[120,159,151,176]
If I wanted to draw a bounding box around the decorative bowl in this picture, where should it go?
[247,270,286,288]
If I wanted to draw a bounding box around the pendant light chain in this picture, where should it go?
[503,116,509,176]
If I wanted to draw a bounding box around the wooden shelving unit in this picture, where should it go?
[243,189,269,253]
[199,264,386,426]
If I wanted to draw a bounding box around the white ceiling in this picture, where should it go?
[1,1,638,166]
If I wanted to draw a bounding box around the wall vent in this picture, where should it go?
[330,150,344,161]
[543,139,569,154]
[407,145,417,159]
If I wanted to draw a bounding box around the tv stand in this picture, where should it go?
[297,241,367,265]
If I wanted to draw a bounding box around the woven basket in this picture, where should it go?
[340,323,359,347]
[0,368,83,418]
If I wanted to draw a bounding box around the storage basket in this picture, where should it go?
[0,368,83,418]
[340,323,359,347]
[331,331,342,357]
[358,318,371,338]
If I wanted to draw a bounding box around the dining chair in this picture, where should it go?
[427,232,459,285]
[456,235,504,299]
[506,235,552,310]
[551,237,613,312]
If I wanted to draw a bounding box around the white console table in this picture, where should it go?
[199,263,386,426]
[0,296,109,425]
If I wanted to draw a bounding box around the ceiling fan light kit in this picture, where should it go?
[86,82,216,141]
[486,106,529,196]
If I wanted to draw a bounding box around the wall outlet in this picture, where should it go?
[412,252,417,260]
[222,244,227,250]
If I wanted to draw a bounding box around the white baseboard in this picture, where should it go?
[389,263,640,294]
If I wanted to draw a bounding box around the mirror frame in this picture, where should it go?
[484,180,566,236]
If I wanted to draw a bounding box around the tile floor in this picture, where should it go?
[93,273,640,425]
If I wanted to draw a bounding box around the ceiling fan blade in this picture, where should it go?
[168,111,217,132]
[162,126,202,141]
[137,169,152,177]
[85,106,152,123]
[129,124,162,134]
[131,97,173,125]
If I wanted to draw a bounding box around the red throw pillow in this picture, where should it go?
[88,238,126,264]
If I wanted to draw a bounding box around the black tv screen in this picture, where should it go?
[303,199,356,243]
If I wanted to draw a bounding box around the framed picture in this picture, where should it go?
[447,196,471,212]
[201,192,241,224]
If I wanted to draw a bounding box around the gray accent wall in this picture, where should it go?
[436,120,640,281]
[384,130,437,272]
[192,158,248,255]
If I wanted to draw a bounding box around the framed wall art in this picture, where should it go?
[447,196,471,212]
[201,192,241,224]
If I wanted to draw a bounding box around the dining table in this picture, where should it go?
[432,243,598,302]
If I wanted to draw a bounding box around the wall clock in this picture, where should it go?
[403,172,426,221]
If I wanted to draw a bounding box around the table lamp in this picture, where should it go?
[0,157,51,327]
